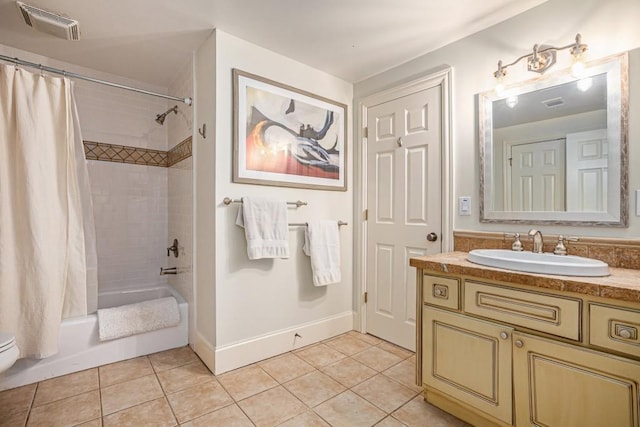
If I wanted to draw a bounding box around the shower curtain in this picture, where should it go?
[0,63,97,359]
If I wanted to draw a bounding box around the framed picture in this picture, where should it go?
[233,69,347,191]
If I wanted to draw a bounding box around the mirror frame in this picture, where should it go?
[479,52,629,226]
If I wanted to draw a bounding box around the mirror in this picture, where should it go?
[479,53,628,226]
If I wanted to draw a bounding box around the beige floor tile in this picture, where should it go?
[166,379,233,424]
[383,360,422,393]
[392,396,469,427]
[277,410,331,426]
[353,347,404,372]
[32,368,98,407]
[0,383,36,418]
[237,386,306,427]
[101,374,164,415]
[26,390,101,427]
[0,410,28,427]
[321,357,377,388]
[149,346,198,372]
[352,374,418,413]
[217,364,278,401]
[259,353,315,383]
[314,390,386,427]
[157,360,213,394]
[347,331,383,346]
[283,370,345,407]
[295,344,347,368]
[180,404,253,427]
[75,419,102,427]
[99,356,154,388]
[324,335,371,356]
[376,342,414,360]
[376,415,406,426]
[103,397,176,427]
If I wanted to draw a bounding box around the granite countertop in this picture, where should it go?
[410,251,640,304]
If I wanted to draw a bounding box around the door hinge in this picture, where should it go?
[364,209,368,221]
[364,292,368,303]
[363,127,368,138]
[508,157,513,167]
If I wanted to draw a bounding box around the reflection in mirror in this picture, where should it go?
[479,53,628,226]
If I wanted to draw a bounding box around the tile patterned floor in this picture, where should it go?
[0,331,469,426]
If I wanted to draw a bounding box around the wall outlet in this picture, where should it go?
[459,197,471,216]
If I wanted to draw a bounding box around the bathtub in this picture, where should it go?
[0,286,188,392]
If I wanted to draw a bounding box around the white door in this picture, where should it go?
[508,139,565,211]
[365,86,442,350]
[566,129,607,211]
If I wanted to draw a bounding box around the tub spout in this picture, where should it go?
[160,267,177,275]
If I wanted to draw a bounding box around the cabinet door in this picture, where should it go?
[513,332,640,427]
[423,307,514,424]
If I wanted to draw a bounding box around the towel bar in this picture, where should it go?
[223,197,307,208]
[289,221,348,227]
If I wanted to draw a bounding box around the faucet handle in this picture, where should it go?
[504,232,523,251]
[554,235,578,256]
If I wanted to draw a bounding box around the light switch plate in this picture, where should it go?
[459,196,471,216]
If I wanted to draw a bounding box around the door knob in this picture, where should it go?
[426,232,438,242]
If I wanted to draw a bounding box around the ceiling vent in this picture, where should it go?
[16,1,80,41]
[541,97,564,108]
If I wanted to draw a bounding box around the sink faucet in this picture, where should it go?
[528,229,544,253]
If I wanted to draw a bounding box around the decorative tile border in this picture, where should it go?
[167,136,192,167]
[83,137,192,168]
[453,230,640,270]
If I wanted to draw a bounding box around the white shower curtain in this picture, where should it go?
[0,64,97,358]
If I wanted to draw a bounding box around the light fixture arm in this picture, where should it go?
[494,33,587,79]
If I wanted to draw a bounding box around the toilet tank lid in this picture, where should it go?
[0,332,15,350]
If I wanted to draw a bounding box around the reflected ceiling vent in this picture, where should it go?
[16,1,80,41]
[541,97,564,108]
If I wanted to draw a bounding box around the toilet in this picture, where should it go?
[0,332,19,374]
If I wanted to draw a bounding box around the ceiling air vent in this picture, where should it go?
[16,1,80,41]
[541,97,564,108]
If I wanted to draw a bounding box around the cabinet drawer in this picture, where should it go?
[423,274,459,310]
[589,304,640,358]
[464,281,581,340]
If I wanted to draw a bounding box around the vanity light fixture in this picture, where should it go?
[494,34,588,93]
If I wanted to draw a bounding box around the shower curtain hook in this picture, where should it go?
[39,64,44,77]
[13,57,19,70]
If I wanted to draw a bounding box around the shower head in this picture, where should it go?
[155,105,178,125]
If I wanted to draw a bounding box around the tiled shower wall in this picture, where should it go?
[77,81,172,295]
[167,61,194,344]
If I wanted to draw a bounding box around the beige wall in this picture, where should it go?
[355,0,640,238]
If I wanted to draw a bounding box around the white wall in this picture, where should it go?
[0,43,172,305]
[192,30,354,373]
[354,0,640,237]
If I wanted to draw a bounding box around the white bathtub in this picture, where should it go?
[0,286,188,392]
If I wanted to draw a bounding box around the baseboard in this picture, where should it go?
[194,331,215,372]
[214,311,353,374]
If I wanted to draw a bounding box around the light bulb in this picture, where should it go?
[506,95,518,108]
[495,80,506,98]
[577,77,593,92]
[571,59,586,78]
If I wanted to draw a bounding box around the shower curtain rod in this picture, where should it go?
[0,54,192,106]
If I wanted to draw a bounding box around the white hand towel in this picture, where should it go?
[303,220,341,286]
[235,196,290,260]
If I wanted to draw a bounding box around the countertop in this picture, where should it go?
[410,251,640,304]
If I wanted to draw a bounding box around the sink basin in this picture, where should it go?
[467,249,609,277]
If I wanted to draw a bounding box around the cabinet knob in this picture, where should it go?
[618,328,632,339]
[514,339,524,348]
[500,332,509,340]
[434,288,443,296]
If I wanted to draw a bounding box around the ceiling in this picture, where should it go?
[0,0,548,87]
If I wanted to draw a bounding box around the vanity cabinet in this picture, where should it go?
[416,270,640,427]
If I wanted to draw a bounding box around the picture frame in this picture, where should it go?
[233,69,347,191]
